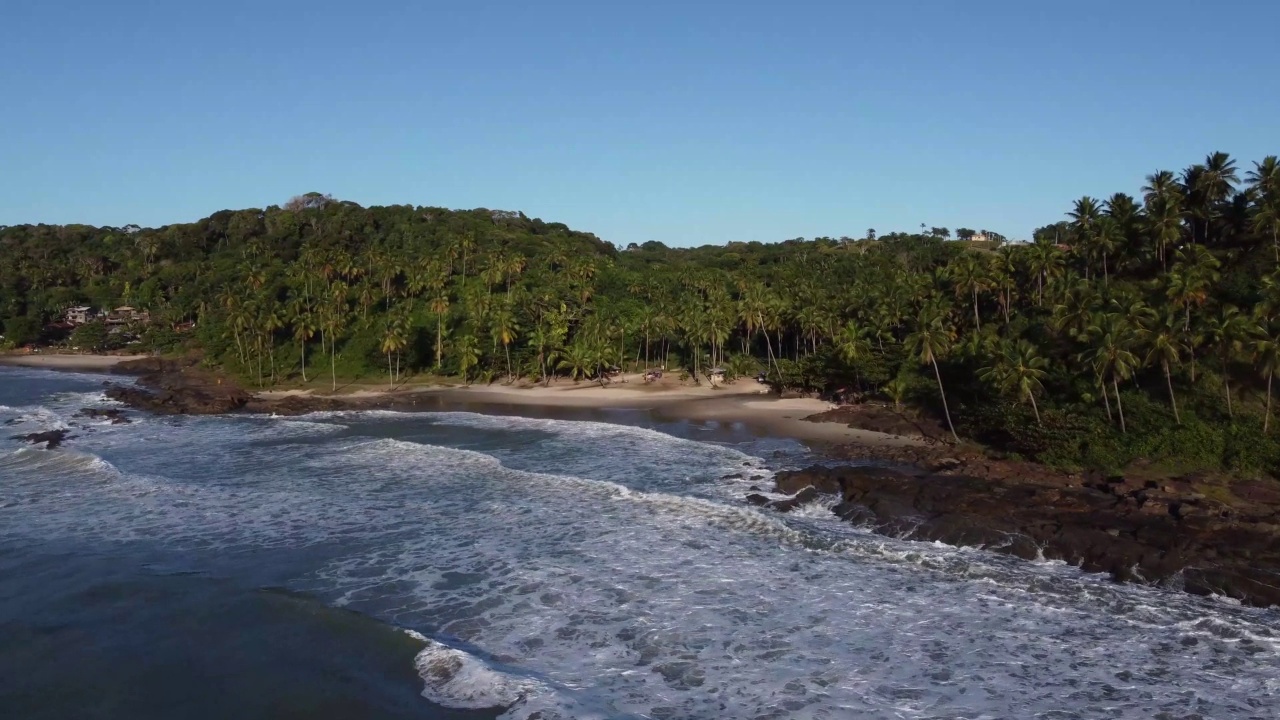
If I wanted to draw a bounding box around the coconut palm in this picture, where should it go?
[979,340,1049,424]
[905,319,959,442]
[1254,329,1280,433]
[1083,314,1139,433]
[1138,311,1185,424]
[453,334,481,385]
[948,253,989,330]
[1207,305,1252,417]
[1025,239,1064,305]
[380,315,409,388]
[490,303,519,382]
[882,376,909,412]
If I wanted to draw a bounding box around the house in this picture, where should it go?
[105,306,149,326]
[64,306,95,325]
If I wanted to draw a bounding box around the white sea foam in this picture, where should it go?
[2,406,1277,718]
[403,630,541,710]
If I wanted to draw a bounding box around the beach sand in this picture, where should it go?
[0,353,148,371]
[257,374,928,449]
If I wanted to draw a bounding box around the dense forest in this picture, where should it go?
[4,153,1280,476]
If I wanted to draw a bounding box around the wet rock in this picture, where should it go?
[12,429,71,449]
[767,463,1280,608]
[767,486,820,513]
[745,487,821,513]
[928,457,963,472]
[107,357,249,415]
[74,408,131,425]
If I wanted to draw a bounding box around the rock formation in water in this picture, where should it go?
[764,464,1280,609]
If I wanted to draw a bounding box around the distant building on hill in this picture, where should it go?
[64,306,95,325]
[104,306,149,325]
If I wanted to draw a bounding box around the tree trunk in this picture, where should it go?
[1101,380,1113,423]
[330,337,337,393]
[931,357,959,442]
[1224,374,1234,418]
[1163,360,1181,424]
[972,287,980,330]
[1113,377,1126,434]
[388,351,394,389]
[504,343,512,383]
[300,339,308,382]
[1029,393,1041,425]
[1267,371,1273,434]
[435,316,443,369]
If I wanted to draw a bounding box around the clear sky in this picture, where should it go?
[2,1,1276,246]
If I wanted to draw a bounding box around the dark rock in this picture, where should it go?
[766,462,1280,609]
[745,487,821,513]
[75,408,131,425]
[105,357,249,416]
[12,429,71,449]
[928,457,963,472]
[721,473,744,481]
[767,486,820,513]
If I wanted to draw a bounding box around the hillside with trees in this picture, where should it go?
[4,153,1280,476]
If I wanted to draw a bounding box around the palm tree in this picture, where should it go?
[1207,305,1252,417]
[1246,156,1280,196]
[452,335,479,385]
[1084,315,1139,433]
[948,253,989,330]
[1025,239,1064,305]
[1255,329,1280,433]
[490,303,519,382]
[882,376,909,412]
[556,340,599,383]
[1166,246,1220,331]
[835,320,872,366]
[1092,217,1122,284]
[979,340,1049,424]
[1248,157,1280,263]
[905,319,959,442]
[380,315,408,388]
[1138,311,1185,424]
[1068,196,1102,278]
[1051,281,1099,342]
[289,297,317,382]
[1198,152,1239,245]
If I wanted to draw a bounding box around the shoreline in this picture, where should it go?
[10,355,1280,608]
[254,379,931,450]
[0,353,149,371]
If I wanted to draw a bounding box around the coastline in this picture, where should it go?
[0,353,149,371]
[254,379,931,450]
[12,354,1279,608]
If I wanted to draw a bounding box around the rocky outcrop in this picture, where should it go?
[766,464,1280,609]
[107,357,249,415]
[746,486,820,513]
[12,429,72,449]
[75,408,131,424]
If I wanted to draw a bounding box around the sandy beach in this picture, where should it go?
[257,373,928,448]
[0,353,148,371]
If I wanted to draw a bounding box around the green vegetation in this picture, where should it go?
[3,154,1280,475]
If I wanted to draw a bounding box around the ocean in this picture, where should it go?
[1,366,1277,719]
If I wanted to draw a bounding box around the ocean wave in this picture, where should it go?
[404,631,541,711]
[0,447,121,477]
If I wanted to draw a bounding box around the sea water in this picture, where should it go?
[1,366,1277,719]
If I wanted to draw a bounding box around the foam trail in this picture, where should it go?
[3,404,1278,719]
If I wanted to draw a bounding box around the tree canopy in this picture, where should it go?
[6,152,1280,475]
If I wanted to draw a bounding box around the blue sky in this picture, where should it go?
[2,1,1276,246]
